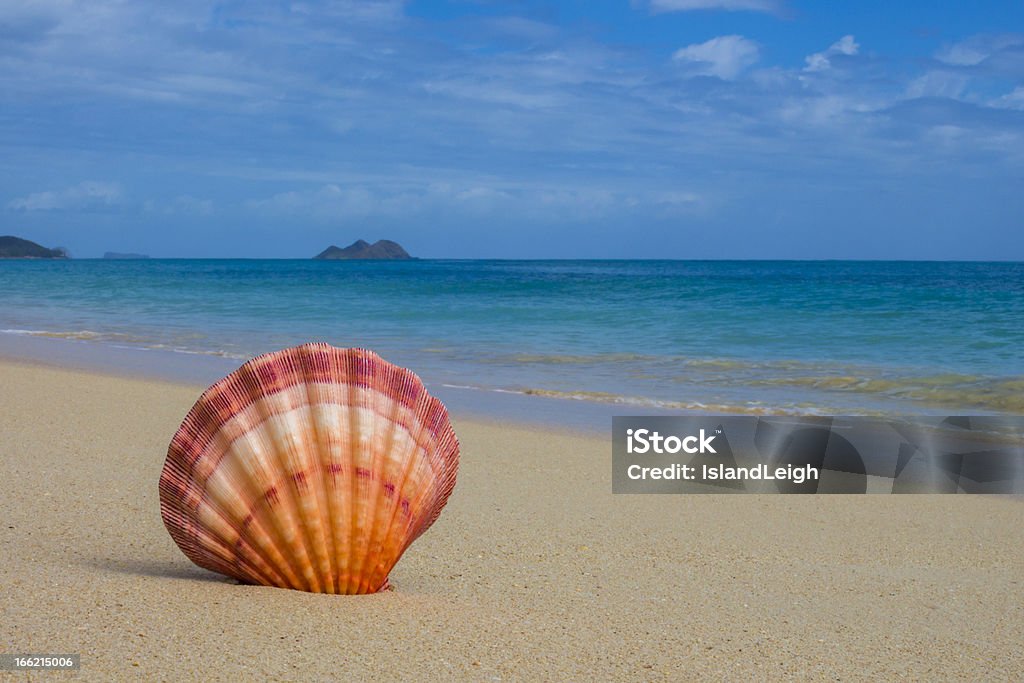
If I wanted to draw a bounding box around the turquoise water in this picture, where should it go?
[1,259,1022,415]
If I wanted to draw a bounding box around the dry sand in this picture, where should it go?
[1,359,1022,681]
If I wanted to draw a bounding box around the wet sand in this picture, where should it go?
[1,359,1021,681]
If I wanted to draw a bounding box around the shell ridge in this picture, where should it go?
[349,347,388,592]
[168,343,440,478]
[322,349,350,593]
[235,357,313,591]
[168,403,330,591]
[160,405,274,583]
[296,344,340,593]
[350,356,394,592]
[229,506,298,587]
[160,469,289,587]
[353,360,408,593]
[410,397,459,542]
[158,481,205,567]
[324,349,354,593]
[188,379,444,507]
[370,370,439,590]
[161,368,331,593]
[319,348,351,594]
[196,370,311,590]
[236,482,313,587]
[263,350,328,593]
[344,349,365,594]
[346,347,389,593]
[369,352,419,593]
[189,522,281,586]
[174,368,446,492]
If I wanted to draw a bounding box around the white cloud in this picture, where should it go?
[647,0,778,13]
[8,181,123,211]
[143,195,214,215]
[935,35,1024,66]
[288,0,405,24]
[906,71,969,99]
[173,195,214,215]
[673,35,759,80]
[422,77,564,109]
[937,44,988,67]
[993,86,1024,110]
[804,35,859,72]
[245,181,702,223]
[247,184,380,218]
[776,94,871,127]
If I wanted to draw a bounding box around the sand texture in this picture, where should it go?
[1,360,1022,681]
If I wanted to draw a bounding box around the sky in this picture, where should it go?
[1,1,1023,259]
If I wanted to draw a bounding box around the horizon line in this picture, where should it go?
[4,256,1024,264]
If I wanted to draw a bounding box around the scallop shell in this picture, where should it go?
[158,343,459,594]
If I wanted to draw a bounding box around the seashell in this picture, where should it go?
[158,343,459,594]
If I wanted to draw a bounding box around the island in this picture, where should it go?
[0,235,68,259]
[104,252,150,259]
[314,239,414,260]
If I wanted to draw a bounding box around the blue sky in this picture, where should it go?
[1,1,1022,258]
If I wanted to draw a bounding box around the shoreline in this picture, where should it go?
[0,333,689,435]
[0,350,604,442]
[4,331,1020,434]
[1,358,1021,679]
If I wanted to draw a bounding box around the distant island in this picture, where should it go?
[0,235,68,259]
[314,239,414,260]
[104,252,150,259]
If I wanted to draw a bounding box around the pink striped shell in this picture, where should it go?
[159,343,460,594]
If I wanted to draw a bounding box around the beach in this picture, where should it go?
[1,358,1022,681]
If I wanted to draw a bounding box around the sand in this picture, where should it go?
[1,359,1022,681]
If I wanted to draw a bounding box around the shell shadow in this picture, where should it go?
[84,556,232,584]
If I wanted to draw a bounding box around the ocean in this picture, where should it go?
[1,259,1022,422]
